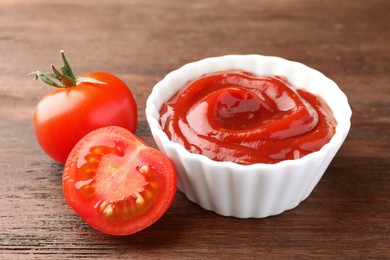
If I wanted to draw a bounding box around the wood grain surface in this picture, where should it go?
[1,0,389,258]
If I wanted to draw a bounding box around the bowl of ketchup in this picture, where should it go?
[146,55,351,218]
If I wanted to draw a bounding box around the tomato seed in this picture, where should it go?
[77,164,97,180]
[77,183,96,202]
[84,153,101,164]
[90,146,115,156]
[135,193,145,205]
[102,203,114,217]
[138,165,150,174]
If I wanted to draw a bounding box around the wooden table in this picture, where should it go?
[1,0,389,258]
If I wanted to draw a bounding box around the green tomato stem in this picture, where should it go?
[28,50,106,88]
[51,64,74,88]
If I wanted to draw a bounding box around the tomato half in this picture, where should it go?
[63,126,177,236]
[33,72,137,164]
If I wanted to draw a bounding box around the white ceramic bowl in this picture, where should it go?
[145,55,351,218]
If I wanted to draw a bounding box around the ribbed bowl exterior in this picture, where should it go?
[146,55,351,218]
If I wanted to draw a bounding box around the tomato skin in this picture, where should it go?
[63,126,177,236]
[33,72,137,164]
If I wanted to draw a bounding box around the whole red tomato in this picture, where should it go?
[31,51,137,164]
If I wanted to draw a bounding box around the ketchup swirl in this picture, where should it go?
[159,70,337,164]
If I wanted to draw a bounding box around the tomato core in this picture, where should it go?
[74,145,160,223]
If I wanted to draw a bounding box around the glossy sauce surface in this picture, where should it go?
[160,70,337,164]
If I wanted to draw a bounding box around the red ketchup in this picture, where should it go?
[159,70,337,164]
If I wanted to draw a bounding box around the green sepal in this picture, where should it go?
[28,71,63,87]
[59,65,75,82]
[51,64,74,87]
[46,72,63,82]
[29,50,106,88]
[60,50,76,80]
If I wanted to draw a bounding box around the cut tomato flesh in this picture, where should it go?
[63,126,177,236]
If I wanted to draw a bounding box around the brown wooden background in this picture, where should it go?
[1,0,389,258]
